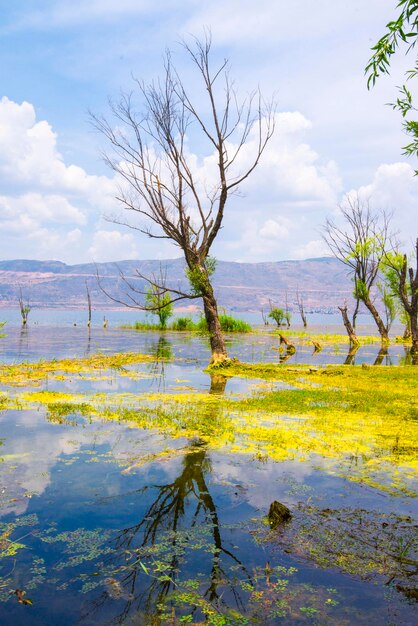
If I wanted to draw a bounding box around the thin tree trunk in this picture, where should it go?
[397,240,418,354]
[363,296,389,341]
[352,297,360,329]
[86,282,92,328]
[338,305,359,346]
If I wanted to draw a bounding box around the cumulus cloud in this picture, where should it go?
[259,218,292,239]
[0,193,86,227]
[293,239,328,260]
[353,162,416,209]
[244,112,342,203]
[347,162,418,247]
[88,229,139,261]
[0,96,116,202]
[2,94,415,265]
[0,97,122,262]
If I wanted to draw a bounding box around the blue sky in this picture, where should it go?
[0,0,417,264]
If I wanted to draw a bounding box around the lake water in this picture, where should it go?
[0,306,410,369]
[0,318,416,625]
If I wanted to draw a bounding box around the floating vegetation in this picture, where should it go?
[255,505,418,593]
[0,351,159,388]
[0,344,417,624]
[1,358,417,496]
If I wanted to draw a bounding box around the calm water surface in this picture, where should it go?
[0,322,416,625]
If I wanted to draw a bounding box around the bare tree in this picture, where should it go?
[86,281,92,328]
[92,34,275,364]
[284,289,291,327]
[295,288,307,328]
[338,302,359,347]
[323,196,392,342]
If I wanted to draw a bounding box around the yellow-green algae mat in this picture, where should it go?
[0,353,417,497]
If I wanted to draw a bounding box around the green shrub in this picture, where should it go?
[122,313,251,333]
[120,321,160,331]
[196,313,251,333]
[219,314,251,332]
[171,316,196,331]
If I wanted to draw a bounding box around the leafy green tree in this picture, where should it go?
[366,1,418,165]
[377,281,397,332]
[145,285,173,329]
[382,238,418,352]
[268,307,286,327]
[284,310,292,327]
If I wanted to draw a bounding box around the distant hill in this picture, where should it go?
[0,257,354,312]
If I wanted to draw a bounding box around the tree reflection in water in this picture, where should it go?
[84,374,251,625]
[147,335,173,391]
[343,343,359,365]
[373,345,391,366]
[400,345,418,365]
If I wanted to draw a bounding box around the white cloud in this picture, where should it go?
[353,162,416,209]
[1,93,415,264]
[194,112,341,209]
[0,97,124,262]
[88,229,139,261]
[0,193,86,227]
[348,162,418,247]
[0,96,116,205]
[293,239,328,260]
[259,218,291,239]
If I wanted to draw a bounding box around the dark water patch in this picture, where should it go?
[0,406,417,625]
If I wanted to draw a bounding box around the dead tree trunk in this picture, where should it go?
[352,297,360,329]
[338,304,360,346]
[86,282,92,328]
[296,289,307,328]
[278,333,296,354]
[312,339,322,353]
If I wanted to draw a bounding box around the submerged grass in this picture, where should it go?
[2,350,417,496]
[0,351,159,387]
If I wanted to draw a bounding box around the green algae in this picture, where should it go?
[1,354,417,496]
[0,351,160,388]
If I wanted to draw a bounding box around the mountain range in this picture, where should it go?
[0,257,354,313]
